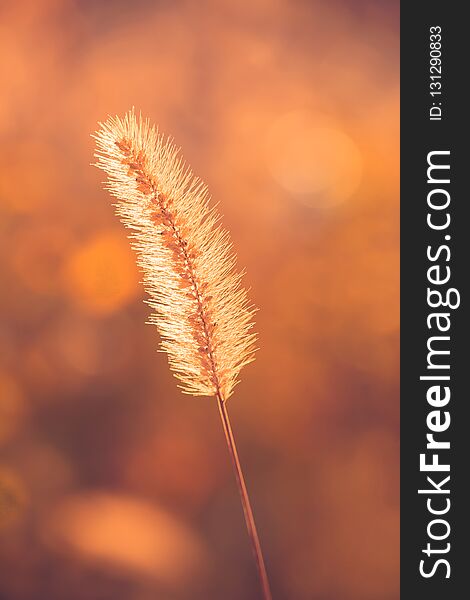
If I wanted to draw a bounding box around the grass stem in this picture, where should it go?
[216,392,273,600]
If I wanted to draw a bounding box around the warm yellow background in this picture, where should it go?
[0,1,399,599]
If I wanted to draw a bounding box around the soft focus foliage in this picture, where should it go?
[44,492,208,584]
[0,1,399,599]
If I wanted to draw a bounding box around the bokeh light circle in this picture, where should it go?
[265,110,363,208]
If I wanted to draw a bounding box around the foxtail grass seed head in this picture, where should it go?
[93,111,257,400]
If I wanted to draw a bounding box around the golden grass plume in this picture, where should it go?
[93,110,257,401]
[93,111,271,600]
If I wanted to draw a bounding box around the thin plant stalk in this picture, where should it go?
[216,392,273,600]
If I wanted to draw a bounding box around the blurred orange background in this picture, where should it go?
[0,1,399,599]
